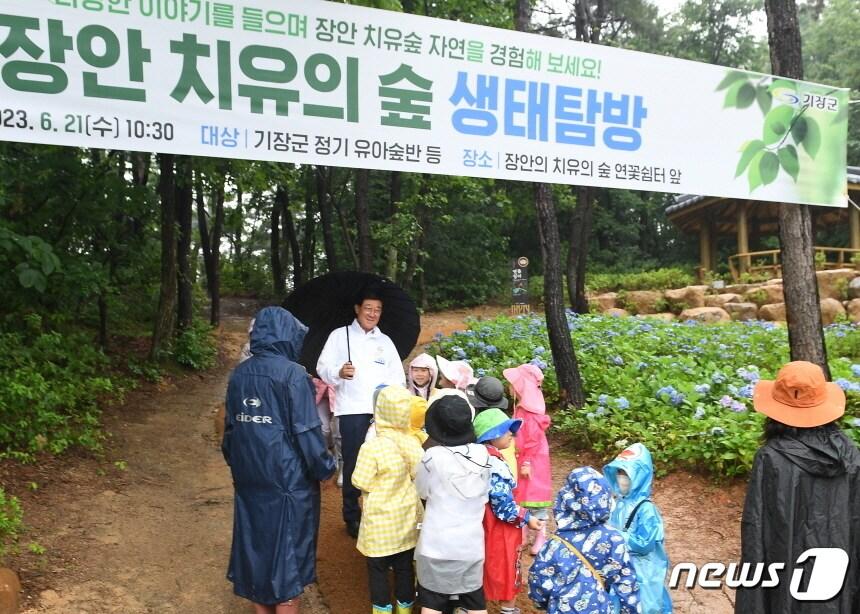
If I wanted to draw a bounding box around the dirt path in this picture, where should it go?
[5,303,744,613]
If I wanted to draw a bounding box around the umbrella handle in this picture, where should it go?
[345,325,351,363]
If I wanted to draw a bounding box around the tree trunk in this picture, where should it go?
[150,154,178,359]
[765,0,830,377]
[210,177,225,327]
[175,156,194,331]
[281,185,303,288]
[233,185,243,267]
[303,185,316,282]
[196,172,214,298]
[567,186,593,313]
[316,166,338,272]
[535,183,586,407]
[355,168,373,272]
[386,171,402,281]
[271,189,286,297]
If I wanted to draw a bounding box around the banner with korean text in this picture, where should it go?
[0,0,849,206]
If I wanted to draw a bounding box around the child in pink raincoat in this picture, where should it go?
[503,364,552,556]
[407,353,438,401]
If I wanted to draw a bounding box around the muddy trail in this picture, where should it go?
[5,301,744,613]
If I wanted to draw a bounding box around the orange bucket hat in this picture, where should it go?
[753,361,845,427]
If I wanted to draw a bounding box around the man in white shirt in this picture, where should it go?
[316,287,406,538]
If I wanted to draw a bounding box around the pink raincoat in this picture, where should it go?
[504,364,552,508]
[407,353,438,400]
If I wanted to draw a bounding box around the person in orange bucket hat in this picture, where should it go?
[736,361,860,614]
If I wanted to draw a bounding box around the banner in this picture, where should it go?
[0,0,850,206]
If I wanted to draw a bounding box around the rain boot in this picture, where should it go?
[530,524,547,555]
[395,600,413,614]
[372,605,392,614]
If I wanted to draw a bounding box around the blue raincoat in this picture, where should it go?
[528,467,642,614]
[603,444,672,614]
[223,307,336,605]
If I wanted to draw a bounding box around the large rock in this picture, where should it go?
[820,298,846,326]
[705,293,743,308]
[604,308,630,318]
[637,312,676,322]
[0,568,20,614]
[589,292,618,312]
[664,285,707,310]
[817,269,857,301]
[679,306,730,323]
[744,284,783,306]
[849,277,860,300]
[847,298,860,323]
[724,283,752,295]
[724,302,758,321]
[624,290,663,315]
[759,302,787,322]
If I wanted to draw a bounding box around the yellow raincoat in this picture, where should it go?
[409,396,429,446]
[352,386,424,558]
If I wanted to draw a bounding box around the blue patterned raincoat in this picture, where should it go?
[528,467,641,614]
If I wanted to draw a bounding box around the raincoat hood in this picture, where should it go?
[249,307,307,362]
[409,396,428,443]
[503,364,546,414]
[374,385,413,434]
[436,355,476,390]
[603,442,654,500]
[769,426,850,477]
[554,466,612,531]
[408,353,438,398]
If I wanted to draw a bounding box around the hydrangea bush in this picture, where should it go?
[430,313,860,476]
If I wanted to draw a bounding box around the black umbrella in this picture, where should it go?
[283,272,421,375]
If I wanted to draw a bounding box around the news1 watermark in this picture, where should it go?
[670,548,850,601]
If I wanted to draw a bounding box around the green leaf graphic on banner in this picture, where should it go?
[762,105,795,145]
[759,152,780,186]
[768,79,797,95]
[717,71,749,91]
[799,116,821,159]
[778,145,799,182]
[748,150,766,191]
[724,80,755,109]
[735,140,765,177]
[755,85,772,115]
[791,116,808,144]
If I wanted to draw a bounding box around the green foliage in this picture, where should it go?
[432,314,860,476]
[0,488,22,556]
[173,320,217,370]
[0,325,118,458]
[585,268,695,293]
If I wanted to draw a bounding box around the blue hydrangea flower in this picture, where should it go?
[730,400,747,413]
[533,346,546,355]
[852,364,860,378]
[615,397,630,410]
[476,368,486,378]
[611,355,624,366]
[719,395,733,408]
[595,407,607,416]
[712,372,727,384]
[693,407,705,420]
[452,346,467,360]
[598,394,609,406]
[694,384,711,394]
[710,426,726,437]
[852,418,860,428]
[530,357,548,371]
[485,344,498,355]
[836,378,854,391]
[738,384,754,399]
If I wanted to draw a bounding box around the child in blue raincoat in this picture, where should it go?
[528,466,641,614]
[603,444,672,614]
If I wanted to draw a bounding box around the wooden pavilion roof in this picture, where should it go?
[666,166,860,234]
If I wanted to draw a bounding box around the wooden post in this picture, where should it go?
[737,201,750,275]
[699,222,712,276]
[850,204,860,250]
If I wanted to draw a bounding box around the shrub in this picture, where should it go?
[585,268,695,293]
[431,313,860,476]
[173,320,218,370]
[0,488,22,557]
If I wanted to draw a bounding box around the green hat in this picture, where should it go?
[473,407,522,443]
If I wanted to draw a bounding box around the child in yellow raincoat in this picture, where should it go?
[353,385,425,614]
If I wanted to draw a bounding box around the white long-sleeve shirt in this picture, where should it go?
[316,319,405,417]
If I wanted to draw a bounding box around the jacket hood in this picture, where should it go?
[375,385,413,433]
[436,355,476,390]
[769,426,851,477]
[603,442,654,500]
[554,466,612,531]
[409,396,428,433]
[249,307,307,361]
[408,353,438,397]
[503,364,546,414]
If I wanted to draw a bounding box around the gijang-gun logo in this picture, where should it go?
[670,548,849,601]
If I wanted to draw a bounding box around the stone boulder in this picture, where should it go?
[679,306,731,323]
[637,313,676,322]
[624,290,663,315]
[817,269,857,301]
[0,568,20,614]
[820,298,846,326]
[604,308,630,318]
[759,303,787,322]
[848,276,860,300]
[589,292,617,312]
[705,293,743,308]
[744,284,783,306]
[724,302,758,321]
[724,283,752,295]
[664,285,707,310]
[847,298,860,323]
